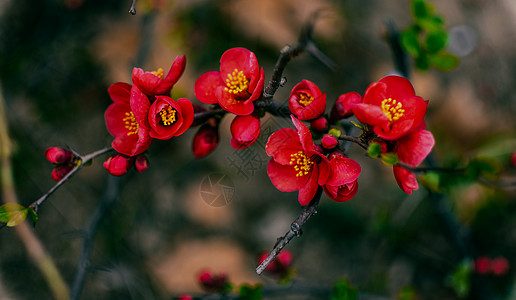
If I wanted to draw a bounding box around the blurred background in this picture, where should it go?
[1,0,516,299]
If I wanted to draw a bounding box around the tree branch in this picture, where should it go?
[256,187,323,275]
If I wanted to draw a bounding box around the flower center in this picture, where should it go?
[298,92,314,107]
[289,151,314,177]
[151,68,164,79]
[381,98,405,122]
[225,69,249,96]
[159,105,177,126]
[123,111,139,136]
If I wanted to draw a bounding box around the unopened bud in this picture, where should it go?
[103,154,133,176]
[322,134,338,149]
[330,92,361,121]
[310,116,328,132]
[45,147,74,165]
[192,123,219,158]
[51,164,74,181]
[134,155,149,172]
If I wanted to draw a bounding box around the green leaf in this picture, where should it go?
[446,259,472,298]
[367,143,382,158]
[401,29,421,57]
[28,207,39,224]
[414,53,429,70]
[239,283,262,300]
[331,278,357,300]
[350,121,363,130]
[418,16,444,32]
[412,0,433,20]
[425,30,448,54]
[381,153,399,166]
[418,172,440,193]
[429,51,459,71]
[0,203,29,227]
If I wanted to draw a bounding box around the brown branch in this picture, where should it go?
[396,161,465,174]
[338,135,368,151]
[128,0,136,15]
[256,187,323,275]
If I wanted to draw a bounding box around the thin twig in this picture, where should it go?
[70,175,120,300]
[338,135,368,150]
[256,187,322,275]
[193,108,226,125]
[128,0,136,15]
[30,147,113,214]
[396,161,465,174]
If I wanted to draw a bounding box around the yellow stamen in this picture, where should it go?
[159,105,177,126]
[224,69,249,95]
[381,98,405,121]
[151,68,164,79]
[289,151,314,177]
[298,92,314,107]
[123,111,139,136]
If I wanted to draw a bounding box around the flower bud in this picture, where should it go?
[197,269,230,293]
[310,116,328,132]
[230,115,260,150]
[330,92,361,121]
[258,250,293,275]
[192,123,219,158]
[103,154,133,176]
[45,147,74,165]
[322,134,338,149]
[491,257,509,275]
[51,164,75,181]
[474,257,491,274]
[511,151,516,168]
[134,155,149,172]
[177,295,193,300]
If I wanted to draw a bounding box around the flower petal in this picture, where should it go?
[194,71,223,104]
[265,128,302,164]
[353,103,389,127]
[393,165,418,194]
[130,85,151,129]
[216,86,254,115]
[298,170,319,206]
[174,98,194,137]
[267,159,309,192]
[291,116,315,152]
[108,82,132,103]
[326,157,362,186]
[395,129,435,166]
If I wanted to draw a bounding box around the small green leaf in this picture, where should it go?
[367,143,382,158]
[401,30,421,57]
[239,283,262,300]
[446,259,472,298]
[429,51,459,71]
[412,0,433,20]
[0,203,29,227]
[329,128,342,138]
[414,54,430,70]
[28,207,39,224]
[331,278,357,300]
[466,157,501,181]
[418,171,440,193]
[425,30,448,54]
[398,286,417,300]
[350,121,363,130]
[381,153,399,166]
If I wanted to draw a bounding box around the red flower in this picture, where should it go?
[474,257,491,274]
[491,257,509,275]
[131,55,186,96]
[192,122,219,158]
[197,269,230,293]
[194,47,265,116]
[322,152,361,202]
[330,92,362,121]
[321,134,338,150]
[103,154,133,176]
[288,80,326,120]
[147,95,194,140]
[230,115,260,150]
[104,83,153,156]
[353,76,428,140]
[266,116,330,206]
[392,129,435,194]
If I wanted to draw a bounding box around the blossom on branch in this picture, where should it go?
[192,122,219,159]
[322,151,361,202]
[353,75,428,140]
[266,116,330,206]
[147,95,194,140]
[105,83,152,157]
[194,47,265,116]
[330,91,362,121]
[131,55,186,96]
[230,114,261,150]
[288,79,326,120]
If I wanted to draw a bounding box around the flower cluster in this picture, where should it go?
[474,256,510,276]
[197,269,232,293]
[104,56,194,175]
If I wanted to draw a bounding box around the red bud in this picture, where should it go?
[51,164,75,181]
[45,147,74,165]
[322,134,338,149]
[192,123,219,158]
[330,92,362,121]
[103,154,133,176]
[134,155,149,172]
[310,116,328,132]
